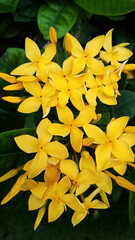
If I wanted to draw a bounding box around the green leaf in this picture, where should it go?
[14,0,40,22]
[37,0,79,40]
[0,48,27,73]
[74,0,135,16]
[109,90,135,119]
[96,102,111,125]
[129,191,135,224]
[0,0,19,13]
[0,128,36,155]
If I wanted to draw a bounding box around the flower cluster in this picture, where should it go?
[0,27,135,230]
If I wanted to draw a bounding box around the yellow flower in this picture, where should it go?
[15,118,69,178]
[48,176,85,222]
[83,117,135,171]
[100,29,133,67]
[17,79,57,117]
[65,33,104,75]
[11,37,56,82]
[72,187,108,226]
[48,105,96,152]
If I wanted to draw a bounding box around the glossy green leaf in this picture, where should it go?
[37,0,79,40]
[0,48,27,74]
[129,191,135,224]
[96,102,111,125]
[0,128,36,155]
[0,0,19,13]
[109,90,135,119]
[14,0,40,22]
[74,0,135,16]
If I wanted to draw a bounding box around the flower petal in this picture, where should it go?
[103,29,113,52]
[23,81,41,97]
[48,123,70,137]
[11,63,36,75]
[18,97,41,113]
[14,135,38,153]
[85,35,104,57]
[96,144,112,172]
[70,126,83,152]
[48,199,64,222]
[74,106,95,127]
[28,194,45,211]
[56,105,74,125]
[119,133,135,147]
[61,194,85,213]
[60,160,79,180]
[45,141,69,159]
[34,206,46,230]
[107,117,129,140]
[83,124,106,144]
[40,43,56,64]
[70,89,85,111]
[112,139,134,162]
[36,118,52,144]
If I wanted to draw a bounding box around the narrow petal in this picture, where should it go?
[103,29,113,52]
[45,141,69,159]
[56,105,74,125]
[14,135,38,153]
[34,206,46,230]
[18,97,41,113]
[85,35,104,57]
[2,96,22,103]
[66,33,83,57]
[62,56,73,75]
[107,117,129,140]
[60,160,79,180]
[112,140,134,162]
[0,73,17,83]
[83,124,106,144]
[58,91,69,107]
[17,75,37,82]
[4,83,24,91]
[11,63,36,75]
[70,126,83,152]
[48,123,70,137]
[86,88,98,106]
[48,200,64,222]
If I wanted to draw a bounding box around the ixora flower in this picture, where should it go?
[14,118,69,178]
[0,26,135,230]
[83,116,135,172]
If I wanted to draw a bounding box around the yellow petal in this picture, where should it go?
[83,124,106,144]
[48,123,70,137]
[66,33,83,57]
[61,194,85,213]
[115,176,135,192]
[9,173,27,200]
[103,29,113,52]
[36,118,52,145]
[77,169,100,186]
[0,72,17,83]
[48,199,64,222]
[86,89,98,106]
[11,62,36,75]
[40,43,56,64]
[45,141,69,159]
[25,37,41,62]
[50,73,67,91]
[23,81,41,97]
[103,85,115,96]
[96,144,112,172]
[31,183,47,199]
[34,206,46,230]
[72,211,87,226]
[107,116,129,140]
[70,89,85,111]
[56,105,74,125]
[119,133,135,147]
[68,74,87,91]
[28,151,48,178]
[97,172,112,194]
[79,152,95,171]
[70,126,83,152]
[114,46,133,61]
[74,106,95,127]
[4,83,24,91]
[113,163,127,175]
[2,96,22,103]
[58,91,69,107]
[56,176,71,197]
[17,75,37,82]
[45,166,60,184]
[98,90,117,105]
[72,57,86,75]
[90,199,108,209]
[36,64,48,82]
[21,179,38,191]
[87,58,104,75]
[85,35,104,57]
[84,187,101,207]
[76,183,90,196]
[18,97,41,113]
[28,194,45,211]
[62,56,73,75]
[0,167,22,182]
[14,135,38,153]
[112,139,134,162]
[60,160,79,180]
[49,26,57,44]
